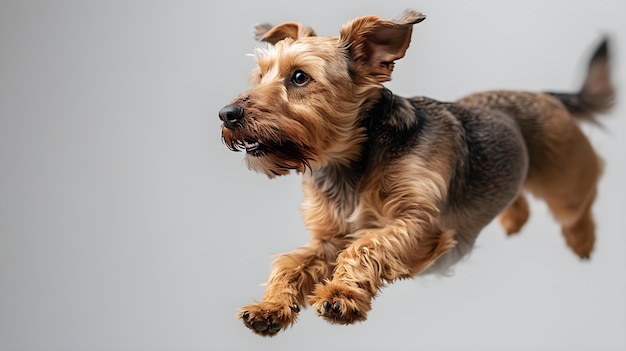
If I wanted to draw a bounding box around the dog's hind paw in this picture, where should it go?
[238,301,300,337]
[309,281,371,325]
[498,194,530,235]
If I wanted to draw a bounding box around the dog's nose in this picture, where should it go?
[219,104,244,129]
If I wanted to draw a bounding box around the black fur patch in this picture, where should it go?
[364,89,425,167]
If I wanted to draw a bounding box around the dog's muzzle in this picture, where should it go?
[218,104,244,129]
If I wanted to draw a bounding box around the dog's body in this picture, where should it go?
[218,10,614,336]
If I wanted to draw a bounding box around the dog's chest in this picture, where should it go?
[303,167,383,239]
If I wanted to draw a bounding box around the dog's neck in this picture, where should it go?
[310,88,420,190]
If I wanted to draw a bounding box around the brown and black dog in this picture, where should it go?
[218,10,614,336]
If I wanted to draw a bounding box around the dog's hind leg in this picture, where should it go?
[498,192,530,235]
[559,187,598,259]
[525,117,603,259]
[539,182,599,259]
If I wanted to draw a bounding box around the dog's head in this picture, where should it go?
[218,10,425,178]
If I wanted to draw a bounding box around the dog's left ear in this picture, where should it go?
[254,22,317,45]
[340,9,425,82]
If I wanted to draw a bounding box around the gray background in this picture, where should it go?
[1,1,625,350]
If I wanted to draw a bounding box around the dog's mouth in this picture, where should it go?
[223,129,316,176]
[231,138,265,156]
[222,128,269,157]
[243,140,260,153]
[243,140,265,156]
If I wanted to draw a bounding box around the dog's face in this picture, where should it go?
[219,10,425,177]
[220,35,357,177]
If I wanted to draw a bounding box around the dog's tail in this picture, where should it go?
[547,37,615,123]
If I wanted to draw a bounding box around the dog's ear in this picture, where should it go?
[254,22,317,44]
[340,9,425,82]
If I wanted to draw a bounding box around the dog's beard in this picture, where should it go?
[222,127,314,178]
[245,146,311,177]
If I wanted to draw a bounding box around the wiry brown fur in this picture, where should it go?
[218,10,614,336]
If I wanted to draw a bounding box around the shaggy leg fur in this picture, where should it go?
[309,228,455,324]
[238,239,341,336]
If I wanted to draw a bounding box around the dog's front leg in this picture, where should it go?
[309,222,455,324]
[238,238,342,336]
[309,163,457,325]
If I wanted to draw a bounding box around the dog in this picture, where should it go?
[218,9,614,336]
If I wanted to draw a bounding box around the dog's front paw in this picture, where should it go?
[238,301,300,337]
[309,281,371,325]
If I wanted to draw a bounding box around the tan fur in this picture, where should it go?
[218,10,614,336]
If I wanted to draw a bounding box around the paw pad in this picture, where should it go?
[238,302,299,337]
[309,282,370,325]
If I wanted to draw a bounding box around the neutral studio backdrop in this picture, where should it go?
[1,1,625,350]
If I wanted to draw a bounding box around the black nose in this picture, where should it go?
[218,104,244,129]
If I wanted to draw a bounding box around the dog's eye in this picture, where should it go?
[291,70,311,87]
